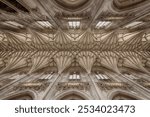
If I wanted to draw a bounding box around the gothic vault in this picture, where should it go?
[0,0,150,100]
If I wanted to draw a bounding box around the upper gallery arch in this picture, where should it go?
[112,0,148,11]
[52,0,92,11]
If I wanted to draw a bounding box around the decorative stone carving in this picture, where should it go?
[14,80,50,92]
[56,82,90,91]
[97,81,132,90]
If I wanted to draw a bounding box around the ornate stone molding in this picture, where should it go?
[14,80,50,92]
[97,81,132,90]
[56,82,90,91]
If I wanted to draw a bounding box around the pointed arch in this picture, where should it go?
[2,90,37,100]
[108,90,146,100]
[54,90,92,100]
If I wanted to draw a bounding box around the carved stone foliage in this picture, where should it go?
[97,81,132,90]
[14,80,50,92]
[56,82,90,91]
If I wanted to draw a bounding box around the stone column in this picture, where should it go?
[41,73,60,99]
[111,73,150,99]
[0,73,44,99]
[88,73,102,100]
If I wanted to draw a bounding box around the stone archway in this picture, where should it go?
[108,90,145,100]
[112,93,138,100]
[2,91,36,100]
[7,94,33,100]
[60,94,85,100]
[54,90,91,100]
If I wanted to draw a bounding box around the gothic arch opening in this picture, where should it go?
[113,0,147,10]
[7,94,33,100]
[108,91,143,100]
[3,91,35,100]
[112,93,138,100]
[60,94,85,100]
[55,90,90,100]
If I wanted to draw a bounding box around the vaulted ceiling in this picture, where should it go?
[0,0,150,74]
[0,0,150,32]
